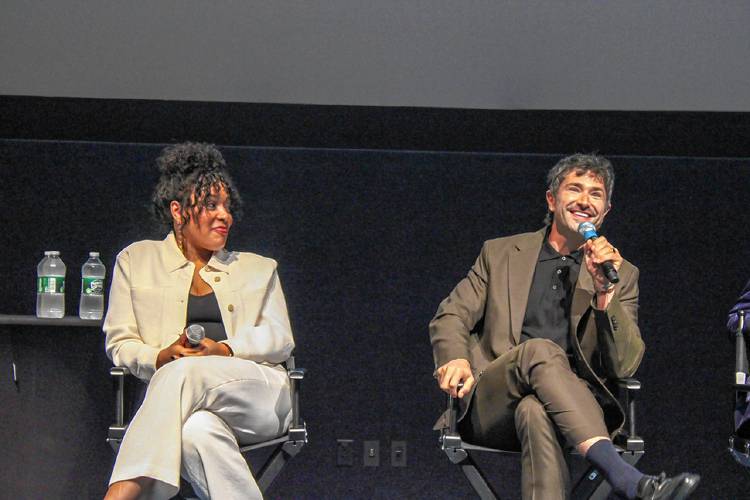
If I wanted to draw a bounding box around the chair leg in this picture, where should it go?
[459,454,500,500]
[571,466,607,500]
[255,440,306,493]
[255,444,287,493]
[572,450,644,500]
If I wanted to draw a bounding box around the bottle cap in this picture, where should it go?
[89,252,100,257]
[47,251,60,256]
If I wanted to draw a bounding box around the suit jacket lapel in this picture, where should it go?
[508,229,546,344]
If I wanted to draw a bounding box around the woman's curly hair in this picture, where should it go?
[151,142,243,227]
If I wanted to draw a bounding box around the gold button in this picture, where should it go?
[214,276,221,282]
[228,304,234,312]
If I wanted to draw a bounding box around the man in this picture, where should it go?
[430,154,700,499]
[727,280,750,444]
[728,280,750,334]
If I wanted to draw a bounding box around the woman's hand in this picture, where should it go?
[194,337,234,357]
[155,333,201,369]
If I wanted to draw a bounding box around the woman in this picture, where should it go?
[103,143,295,499]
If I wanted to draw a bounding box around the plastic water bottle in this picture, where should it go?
[36,251,66,318]
[79,252,106,320]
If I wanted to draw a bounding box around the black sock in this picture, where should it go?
[585,439,643,499]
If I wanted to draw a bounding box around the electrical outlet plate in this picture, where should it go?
[363,440,380,467]
[391,440,407,467]
[337,439,354,466]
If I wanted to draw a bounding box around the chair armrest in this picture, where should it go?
[446,382,464,435]
[286,357,306,439]
[110,366,131,377]
[441,383,469,463]
[110,366,131,427]
[107,366,132,452]
[735,311,748,384]
[614,377,644,452]
[617,378,641,391]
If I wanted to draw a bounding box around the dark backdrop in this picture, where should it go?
[1,106,749,498]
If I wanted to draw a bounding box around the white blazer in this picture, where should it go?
[103,233,295,381]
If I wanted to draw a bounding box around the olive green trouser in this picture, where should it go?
[460,338,608,500]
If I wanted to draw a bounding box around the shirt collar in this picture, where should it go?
[539,236,582,264]
[162,233,234,274]
[206,248,235,273]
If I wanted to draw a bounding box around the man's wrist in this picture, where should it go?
[594,286,615,309]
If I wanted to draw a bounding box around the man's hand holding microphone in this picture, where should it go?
[578,222,623,309]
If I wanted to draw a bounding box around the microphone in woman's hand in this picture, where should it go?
[186,324,206,347]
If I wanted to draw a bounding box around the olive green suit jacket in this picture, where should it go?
[429,227,645,434]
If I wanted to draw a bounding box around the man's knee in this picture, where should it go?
[521,338,565,356]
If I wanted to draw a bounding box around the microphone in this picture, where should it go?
[185,324,206,347]
[577,222,620,284]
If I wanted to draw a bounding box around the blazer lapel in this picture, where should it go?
[571,264,596,339]
[508,229,546,344]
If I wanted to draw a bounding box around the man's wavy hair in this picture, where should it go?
[544,153,614,225]
[151,142,243,227]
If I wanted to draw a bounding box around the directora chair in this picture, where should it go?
[439,378,645,500]
[729,310,750,468]
[107,356,308,497]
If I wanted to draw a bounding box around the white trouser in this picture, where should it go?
[109,356,292,499]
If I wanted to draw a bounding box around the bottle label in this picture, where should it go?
[38,276,65,293]
[82,278,104,295]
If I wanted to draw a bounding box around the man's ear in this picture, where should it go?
[545,190,556,213]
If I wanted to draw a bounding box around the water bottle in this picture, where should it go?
[36,251,66,318]
[79,252,106,320]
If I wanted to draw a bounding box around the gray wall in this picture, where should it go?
[2,1,749,111]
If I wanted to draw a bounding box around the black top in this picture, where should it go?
[520,237,582,354]
[186,292,227,342]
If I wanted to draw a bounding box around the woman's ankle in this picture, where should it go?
[104,477,153,500]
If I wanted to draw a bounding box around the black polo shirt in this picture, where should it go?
[519,238,582,354]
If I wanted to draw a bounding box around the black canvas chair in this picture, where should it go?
[729,310,750,467]
[439,379,644,500]
[107,356,307,496]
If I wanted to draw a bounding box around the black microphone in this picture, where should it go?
[185,324,206,347]
[577,222,620,284]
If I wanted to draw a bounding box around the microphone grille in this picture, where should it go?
[186,324,205,344]
[577,222,597,239]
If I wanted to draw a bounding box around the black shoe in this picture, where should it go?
[636,472,700,500]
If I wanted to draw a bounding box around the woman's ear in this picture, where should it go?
[169,201,182,225]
